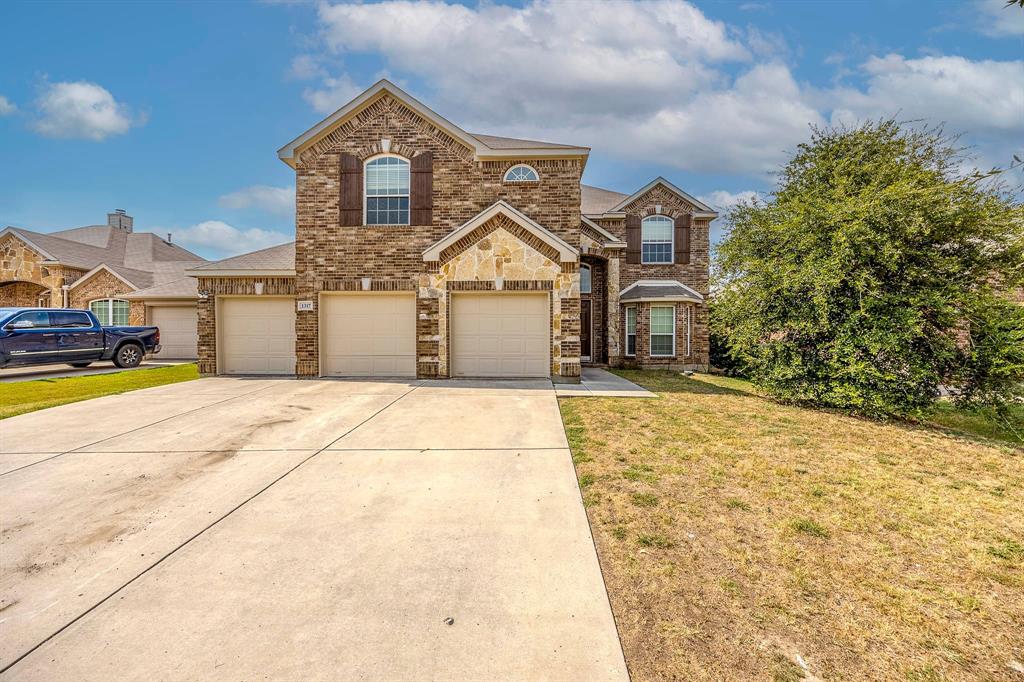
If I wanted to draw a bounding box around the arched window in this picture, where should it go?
[90,298,130,326]
[580,263,592,294]
[365,155,410,225]
[503,164,539,183]
[641,215,674,264]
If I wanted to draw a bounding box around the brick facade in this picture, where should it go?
[195,85,711,378]
[67,269,144,325]
[291,92,583,379]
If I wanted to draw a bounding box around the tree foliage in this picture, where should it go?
[712,119,1024,418]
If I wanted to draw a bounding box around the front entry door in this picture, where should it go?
[580,299,592,362]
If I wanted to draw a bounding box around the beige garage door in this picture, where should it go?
[320,294,416,377]
[149,305,198,359]
[218,297,295,375]
[451,293,549,378]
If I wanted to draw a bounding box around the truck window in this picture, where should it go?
[52,311,94,328]
[5,311,52,329]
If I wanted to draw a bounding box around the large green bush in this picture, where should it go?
[712,120,1023,418]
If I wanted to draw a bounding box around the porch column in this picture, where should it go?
[606,256,621,365]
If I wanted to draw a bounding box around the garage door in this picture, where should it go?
[149,305,198,359]
[451,293,549,378]
[218,297,295,375]
[320,294,416,377]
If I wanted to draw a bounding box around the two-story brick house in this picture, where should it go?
[189,80,714,381]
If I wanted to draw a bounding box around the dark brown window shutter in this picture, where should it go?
[410,151,433,225]
[675,213,692,265]
[339,152,362,227]
[625,214,641,264]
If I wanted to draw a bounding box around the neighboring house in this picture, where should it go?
[188,80,715,380]
[0,210,206,359]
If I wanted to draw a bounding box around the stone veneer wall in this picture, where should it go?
[419,220,580,379]
[0,233,84,307]
[0,281,48,307]
[291,92,583,378]
[195,276,297,375]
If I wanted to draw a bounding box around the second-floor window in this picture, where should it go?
[641,215,674,264]
[503,164,539,182]
[365,155,409,225]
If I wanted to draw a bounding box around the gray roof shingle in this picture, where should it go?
[187,242,296,272]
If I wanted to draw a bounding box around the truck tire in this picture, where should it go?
[113,343,143,369]
[68,362,93,368]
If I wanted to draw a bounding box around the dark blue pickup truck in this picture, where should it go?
[0,307,161,370]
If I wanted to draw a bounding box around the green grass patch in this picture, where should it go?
[0,364,199,419]
[925,401,1023,446]
[637,533,675,549]
[631,492,659,507]
[791,518,830,538]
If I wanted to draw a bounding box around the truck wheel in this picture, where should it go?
[113,343,143,368]
[68,362,93,368]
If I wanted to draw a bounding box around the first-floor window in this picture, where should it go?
[625,306,637,356]
[90,299,129,326]
[650,305,675,356]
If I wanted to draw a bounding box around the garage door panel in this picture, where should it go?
[321,294,416,377]
[150,305,198,359]
[219,298,296,375]
[452,294,549,378]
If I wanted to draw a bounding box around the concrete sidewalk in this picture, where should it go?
[556,367,656,398]
[0,377,628,681]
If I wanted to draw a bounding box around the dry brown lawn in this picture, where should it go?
[560,371,1023,681]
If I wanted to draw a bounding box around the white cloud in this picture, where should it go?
[218,185,294,216]
[303,73,362,114]
[32,81,141,140]
[0,96,15,116]
[974,0,1024,36]
[172,220,291,258]
[699,190,759,212]
[827,55,1024,136]
[301,0,1023,177]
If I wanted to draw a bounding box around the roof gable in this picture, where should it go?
[608,177,718,216]
[423,201,578,263]
[278,79,588,168]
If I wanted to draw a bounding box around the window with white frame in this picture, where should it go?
[365,155,410,225]
[580,264,592,294]
[90,299,130,326]
[503,164,539,182]
[625,306,637,356]
[650,305,675,356]
[641,215,674,264]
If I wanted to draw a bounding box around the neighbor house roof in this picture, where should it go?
[1,223,206,296]
[186,242,296,277]
[277,79,589,168]
[620,279,704,303]
[123,277,199,300]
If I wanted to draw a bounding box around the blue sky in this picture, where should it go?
[1,0,1021,259]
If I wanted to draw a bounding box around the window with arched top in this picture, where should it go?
[503,164,539,183]
[580,263,592,294]
[90,299,130,326]
[364,155,410,225]
[641,215,674,264]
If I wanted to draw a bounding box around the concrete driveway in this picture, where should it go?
[0,377,628,681]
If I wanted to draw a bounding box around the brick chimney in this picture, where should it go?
[107,208,133,232]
